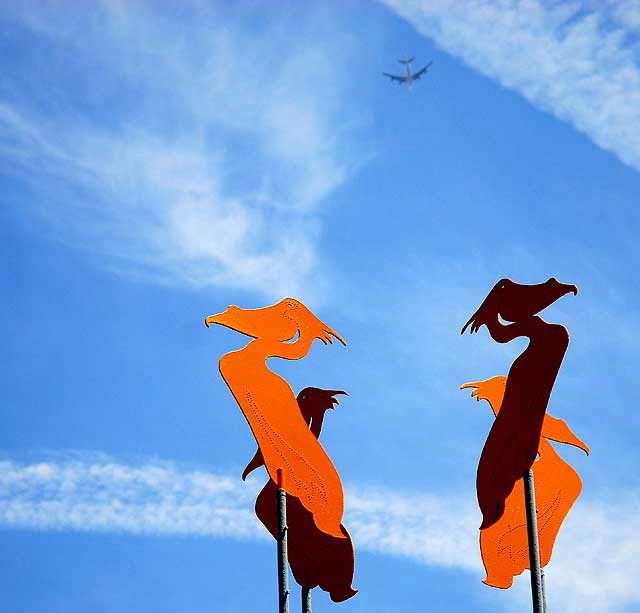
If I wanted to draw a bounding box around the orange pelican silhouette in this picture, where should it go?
[461,376,588,588]
[205,298,347,538]
[461,278,578,529]
[247,388,358,602]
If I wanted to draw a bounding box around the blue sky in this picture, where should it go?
[1,1,639,611]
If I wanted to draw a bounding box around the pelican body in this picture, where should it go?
[462,278,578,529]
[206,298,347,538]
[251,388,357,603]
[462,376,588,588]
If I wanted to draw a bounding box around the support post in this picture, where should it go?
[276,468,289,613]
[302,586,312,613]
[523,469,545,613]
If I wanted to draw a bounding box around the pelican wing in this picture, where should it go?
[242,448,265,480]
[542,414,589,454]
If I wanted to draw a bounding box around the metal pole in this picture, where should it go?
[276,469,289,613]
[523,469,544,613]
[302,586,312,613]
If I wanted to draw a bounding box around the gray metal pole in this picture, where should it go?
[276,469,289,613]
[302,586,312,613]
[524,469,544,613]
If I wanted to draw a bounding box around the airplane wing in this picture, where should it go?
[383,72,407,83]
[411,61,433,80]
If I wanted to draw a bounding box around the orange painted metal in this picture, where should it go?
[253,388,357,602]
[242,387,347,482]
[462,376,589,588]
[205,298,347,538]
[461,278,578,529]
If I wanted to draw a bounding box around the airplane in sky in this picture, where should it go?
[383,58,433,89]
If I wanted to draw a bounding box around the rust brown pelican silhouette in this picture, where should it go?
[461,278,578,529]
[246,388,358,602]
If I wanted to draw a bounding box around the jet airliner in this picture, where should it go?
[383,58,432,89]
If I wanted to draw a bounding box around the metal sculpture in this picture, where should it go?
[205,298,346,539]
[205,299,353,611]
[247,388,357,604]
[461,278,579,612]
[462,376,588,589]
[461,278,578,530]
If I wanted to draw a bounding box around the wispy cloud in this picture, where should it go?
[1,451,638,612]
[380,0,640,173]
[0,452,264,540]
[0,3,365,299]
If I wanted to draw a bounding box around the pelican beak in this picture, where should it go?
[551,278,577,293]
[509,278,578,320]
[331,390,347,408]
[552,279,578,297]
[205,301,250,329]
[204,312,228,328]
[203,305,260,338]
[556,282,578,299]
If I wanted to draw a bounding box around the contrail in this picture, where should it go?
[1,451,638,612]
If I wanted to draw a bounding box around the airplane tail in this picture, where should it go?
[398,57,414,65]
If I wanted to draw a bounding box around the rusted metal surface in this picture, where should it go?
[461,278,578,529]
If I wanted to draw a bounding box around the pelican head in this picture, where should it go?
[297,387,347,414]
[460,376,507,417]
[205,298,346,345]
[462,277,577,334]
[495,277,578,323]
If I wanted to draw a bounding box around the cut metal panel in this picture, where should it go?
[461,278,578,529]
[254,388,357,602]
[462,377,588,589]
[205,298,346,538]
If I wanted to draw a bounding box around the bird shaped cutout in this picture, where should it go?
[205,298,347,538]
[251,388,357,602]
[461,377,589,589]
[461,278,578,529]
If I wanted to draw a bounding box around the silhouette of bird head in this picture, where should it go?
[297,387,347,433]
[205,298,346,345]
[462,278,578,334]
[460,376,506,417]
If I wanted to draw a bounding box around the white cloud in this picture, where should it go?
[380,0,640,173]
[0,453,265,540]
[0,3,364,299]
[1,451,638,612]
[347,485,478,570]
[546,498,640,613]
